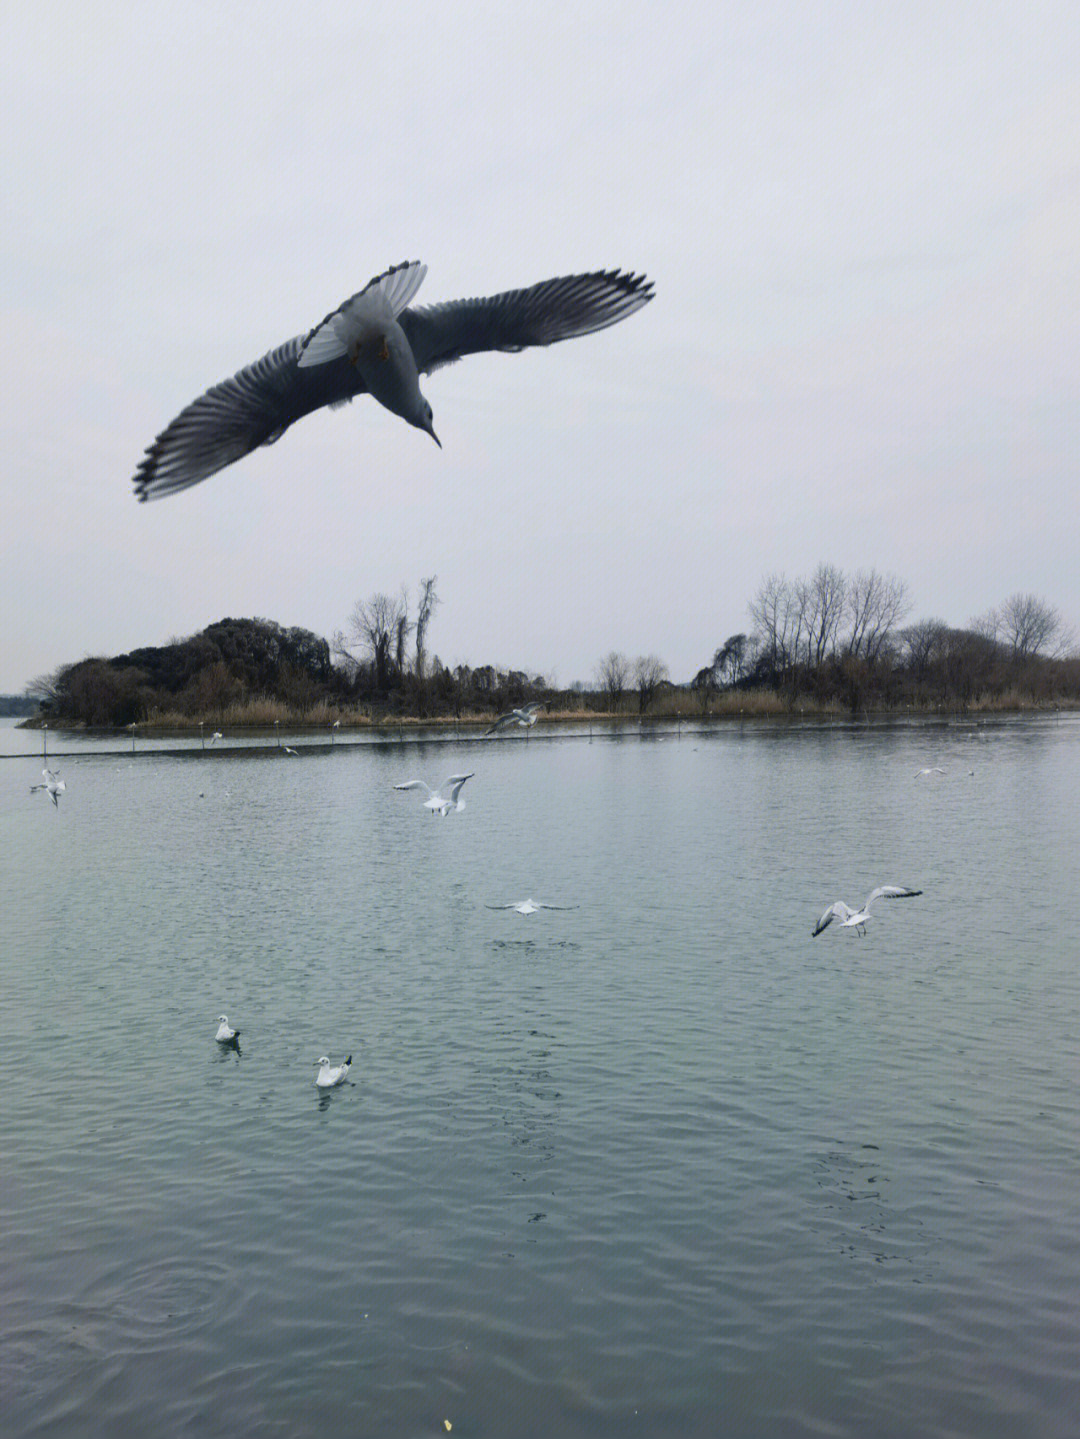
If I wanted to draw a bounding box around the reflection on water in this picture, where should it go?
[2,715,1080,1437]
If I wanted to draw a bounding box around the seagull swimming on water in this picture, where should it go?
[813,885,923,937]
[394,773,474,816]
[215,1014,240,1043]
[314,1055,352,1088]
[485,898,577,916]
[133,263,654,501]
[484,702,546,737]
[30,769,66,807]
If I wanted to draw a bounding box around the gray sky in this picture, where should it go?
[3,2,1078,692]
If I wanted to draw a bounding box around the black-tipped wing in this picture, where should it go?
[133,338,367,501]
[399,269,654,376]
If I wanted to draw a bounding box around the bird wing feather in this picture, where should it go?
[813,901,855,935]
[134,336,327,500]
[400,269,654,376]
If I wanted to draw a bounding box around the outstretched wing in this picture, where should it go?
[134,336,368,501]
[445,773,474,803]
[484,711,515,736]
[813,901,855,936]
[394,780,434,797]
[400,269,654,376]
[864,885,922,910]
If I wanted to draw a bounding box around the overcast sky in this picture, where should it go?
[2,2,1078,692]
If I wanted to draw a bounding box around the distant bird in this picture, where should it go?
[283,746,299,756]
[813,885,923,937]
[485,897,577,916]
[484,702,546,737]
[915,767,945,777]
[210,731,223,744]
[314,1055,352,1088]
[215,1014,240,1043]
[133,263,654,501]
[394,773,474,816]
[30,768,66,807]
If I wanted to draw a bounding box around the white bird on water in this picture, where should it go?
[30,769,66,807]
[915,767,945,778]
[486,898,577,916]
[813,885,923,937]
[394,773,474,816]
[484,702,546,737]
[314,1055,352,1088]
[215,1015,240,1043]
[132,263,653,500]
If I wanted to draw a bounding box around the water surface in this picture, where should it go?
[3,715,1078,1436]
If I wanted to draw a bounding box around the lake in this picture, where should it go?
[2,713,1078,1437]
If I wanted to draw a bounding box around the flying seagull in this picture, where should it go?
[215,1014,240,1043]
[485,898,577,916]
[394,773,474,816]
[812,885,923,937]
[484,702,546,737]
[133,263,654,501]
[30,768,66,807]
[314,1055,352,1089]
[914,767,945,778]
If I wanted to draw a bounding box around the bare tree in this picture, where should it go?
[846,570,910,661]
[633,654,669,715]
[595,652,630,712]
[804,563,846,666]
[713,633,747,686]
[346,591,409,691]
[749,573,793,675]
[414,575,440,678]
[995,592,1067,659]
[900,618,948,681]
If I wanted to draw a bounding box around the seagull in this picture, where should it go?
[215,1014,240,1043]
[30,768,66,807]
[133,264,653,500]
[394,773,474,816]
[485,898,577,916]
[283,746,299,756]
[314,1055,352,1088]
[210,731,223,744]
[813,885,923,937]
[914,767,945,777]
[484,702,546,737]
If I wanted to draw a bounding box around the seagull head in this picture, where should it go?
[410,395,440,448]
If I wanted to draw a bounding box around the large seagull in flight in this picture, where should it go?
[134,263,653,501]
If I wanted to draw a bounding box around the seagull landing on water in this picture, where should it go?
[133,264,654,501]
[314,1055,352,1088]
[485,898,577,916]
[813,885,923,937]
[394,773,474,816]
[215,1015,240,1043]
[484,702,546,737]
[30,769,66,807]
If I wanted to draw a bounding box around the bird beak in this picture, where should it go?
[428,426,442,449]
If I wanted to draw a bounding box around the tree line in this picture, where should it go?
[23,567,1079,729]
